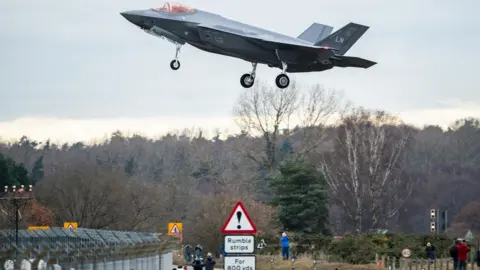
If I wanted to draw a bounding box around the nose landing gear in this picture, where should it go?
[170,59,180,70]
[170,43,182,70]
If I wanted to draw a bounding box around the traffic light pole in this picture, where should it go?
[442,210,448,232]
[430,209,436,233]
[0,185,34,247]
[429,208,448,233]
[436,208,440,233]
[15,199,20,245]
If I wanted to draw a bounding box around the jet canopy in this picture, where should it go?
[153,2,196,14]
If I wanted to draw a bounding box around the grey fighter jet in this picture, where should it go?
[120,2,376,89]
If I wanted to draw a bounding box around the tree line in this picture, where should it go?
[0,81,479,252]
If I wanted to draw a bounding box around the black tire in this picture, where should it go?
[240,73,254,88]
[170,60,180,70]
[275,74,290,89]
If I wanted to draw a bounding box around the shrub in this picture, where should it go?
[254,232,475,264]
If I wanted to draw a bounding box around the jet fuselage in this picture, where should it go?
[121,8,333,71]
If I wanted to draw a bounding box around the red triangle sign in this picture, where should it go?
[221,201,257,234]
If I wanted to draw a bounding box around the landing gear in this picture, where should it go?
[170,60,180,70]
[275,62,290,89]
[275,74,290,89]
[240,63,257,88]
[240,74,254,88]
[170,43,182,70]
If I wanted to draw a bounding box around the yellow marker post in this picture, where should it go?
[63,222,78,229]
[28,226,49,230]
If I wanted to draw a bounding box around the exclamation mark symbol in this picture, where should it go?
[236,211,242,229]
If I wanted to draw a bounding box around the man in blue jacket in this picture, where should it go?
[280,232,290,260]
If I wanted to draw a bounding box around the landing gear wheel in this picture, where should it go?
[275,74,290,89]
[240,73,255,88]
[170,60,180,70]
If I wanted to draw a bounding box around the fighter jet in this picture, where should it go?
[120,2,376,89]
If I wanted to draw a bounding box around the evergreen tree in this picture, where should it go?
[31,155,45,184]
[270,159,330,234]
[0,153,31,187]
[124,156,137,177]
[278,138,294,162]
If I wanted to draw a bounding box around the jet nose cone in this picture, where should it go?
[120,10,152,29]
[120,11,135,23]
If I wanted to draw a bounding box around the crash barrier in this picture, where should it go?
[0,227,174,270]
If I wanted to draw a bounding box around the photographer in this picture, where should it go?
[456,239,470,270]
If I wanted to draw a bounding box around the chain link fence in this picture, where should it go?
[0,228,174,270]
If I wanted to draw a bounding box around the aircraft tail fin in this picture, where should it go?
[314,22,369,55]
[297,23,333,44]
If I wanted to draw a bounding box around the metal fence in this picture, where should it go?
[0,228,173,270]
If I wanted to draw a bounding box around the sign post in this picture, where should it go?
[400,248,411,270]
[221,201,257,270]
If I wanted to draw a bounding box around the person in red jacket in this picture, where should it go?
[456,239,470,270]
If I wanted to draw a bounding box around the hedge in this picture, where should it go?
[254,232,478,264]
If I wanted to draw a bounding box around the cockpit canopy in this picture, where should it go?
[153,2,196,14]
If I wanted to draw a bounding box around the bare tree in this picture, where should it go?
[184,191,277,252]
[233,81,341,169]
[322,108,412,232]
[121,179,164,231]
[36,161,126,229]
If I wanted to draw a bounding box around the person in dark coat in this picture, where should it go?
[195,244,203,259]
[425,242,436,263]
[192,257,205,270]
[451,239,460,270]
[184,244,192,263]
[205,252,216,270]
[476,247,480,267]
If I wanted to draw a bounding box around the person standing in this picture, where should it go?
[205,252,216,270]
[184,244,192,263]
[456,239,470,270]
[425,242,436,263]
[192,257,205,270]
[195,244,203,259]
[280,232,290,260]
[450,239,459,270]
[476,247,479,267]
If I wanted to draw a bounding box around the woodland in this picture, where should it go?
[0,81,479,253]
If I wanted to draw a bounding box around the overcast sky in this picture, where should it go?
[1,0,479,142]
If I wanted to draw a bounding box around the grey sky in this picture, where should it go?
[1,0,479,123]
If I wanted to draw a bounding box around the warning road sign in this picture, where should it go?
[168,222,183,236]
[64,222,78,229]
[221,201,257,234]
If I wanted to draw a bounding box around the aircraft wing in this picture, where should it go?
[333,55,376,68]
[197,24,336,53]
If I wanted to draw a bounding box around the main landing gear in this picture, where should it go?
[275,62,290,89]
[239,62,290,89]
[240,63,257,88]
[170,43,182,70]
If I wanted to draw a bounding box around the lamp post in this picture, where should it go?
[0,184,34,246]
